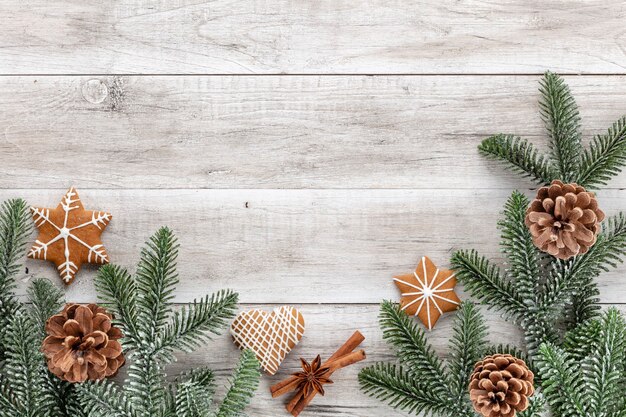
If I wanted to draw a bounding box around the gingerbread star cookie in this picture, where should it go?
[393,256,460,330]
[28,187,112,285]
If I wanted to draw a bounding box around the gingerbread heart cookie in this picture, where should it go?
[230,306,305,375]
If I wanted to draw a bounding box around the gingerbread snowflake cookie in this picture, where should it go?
[28,187,112,285]
[393,256,460,330]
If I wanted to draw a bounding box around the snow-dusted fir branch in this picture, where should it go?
[78,227,260,417]
[359,301,503,417]
[454,73,626,360]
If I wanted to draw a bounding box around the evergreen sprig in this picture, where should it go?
[578,116,626,189]
[479,134,557,184]
[0,199,84,417]
[362,72,624,417]
[479,71,626,190]
[539,71,583,182]
[537,309,626,417]
[454,73,626,359]
[0,198,31,357]
[78,227,260,417]
[359,301,502,417]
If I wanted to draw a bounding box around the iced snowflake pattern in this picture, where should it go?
[393,256,461,330]
[28,187,112,284]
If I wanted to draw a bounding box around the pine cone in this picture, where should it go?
[525,180,605,260]
[42,303,125,383]
[469,354,534,417]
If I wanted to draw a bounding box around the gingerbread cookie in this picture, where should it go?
[231,306,305,375]
[393,256,460,330]
[28,187,112,285]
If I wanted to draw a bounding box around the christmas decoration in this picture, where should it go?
[42,303,125,383]
[451,72,626,358]
[272,331,366,417]
[0,199,85,415]
[525,180,604,259]
[28,187,112,285]
[393,256,460,329]
[360,72,626,417]
[0,202,261,417]
[76,227,260,417]
[537,308,626,417]
[231,305,305,375]
[469,354,535,417]
[293,355,333,397]
[359,301,544,417]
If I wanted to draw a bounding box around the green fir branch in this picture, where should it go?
[538,309,626,417]
[81,228,256,417]
[126,353,167,416]
[518,394,546,417]
[447,302,487,399]
[577,116,626,189]
[215,350,261,417]
[498,191,543,304]
[175,380,212,417]
[4,312,54,417]
[176,367,217,392]
[0,199,31,357]
[563,317,602,361]
[479,134,557,184]
[0,375,21,412]
[378,301,453,401]
[0,198,30,297]
[136,227,180,342]
[541,213,626,327]
[565,274,601,330]
[44,376,85,417]
[582,309,625,416]
[451,250,526,318]
[95,264,141,350]
[77,381,138,417]
[539,71,583,181]
[155,290,238,359]
[359,363,474,417]
[27,278,64,339]
[537,343,586,417]
[36,297,84,417]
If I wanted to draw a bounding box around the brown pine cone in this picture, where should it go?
[469,354,534,417]
[525,180,605,260]
[42,303,125,383]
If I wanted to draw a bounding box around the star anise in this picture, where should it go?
[293,355,333,396]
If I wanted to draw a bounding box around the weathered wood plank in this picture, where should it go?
[0,75,625,189]
[1,1,625,74]
[9,188,626,304]
[109,304,625,417]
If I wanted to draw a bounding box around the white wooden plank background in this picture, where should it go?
[1,1,626,74]
[2,1,625,416]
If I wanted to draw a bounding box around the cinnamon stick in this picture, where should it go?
[270,331,365,398]
[325,349,366,372]
[326,331,365,362]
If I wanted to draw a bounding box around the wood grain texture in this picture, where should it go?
[1,1,625,74]
[0,75,625,189]
[109,303,625,417]
[10,188,626,304]
[2,1,626,414]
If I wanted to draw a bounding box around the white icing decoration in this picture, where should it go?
[393,256,459,330]
[230,306,305,375]
[28,187,111,283]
